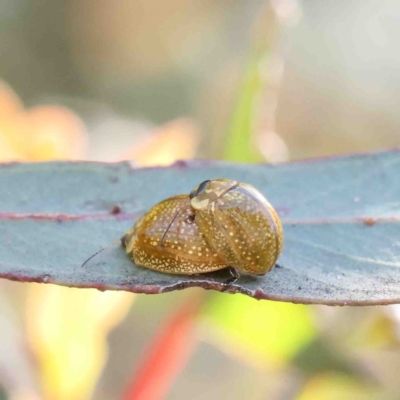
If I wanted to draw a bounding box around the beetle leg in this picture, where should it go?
[223,266,240,286]
[120,234,127,247]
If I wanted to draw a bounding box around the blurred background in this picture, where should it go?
[1,0,400,399]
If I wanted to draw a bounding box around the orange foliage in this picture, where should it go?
[120,118,199,166]
[0,81,86,162]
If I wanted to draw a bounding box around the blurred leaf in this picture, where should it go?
[1,151,400,305]
[0,81,23,119]
[224,52,265,163]
[26,285,133,400]
[203,294,314,367]
[296,373,378,400]
[292,338,372,379]
[0,135,20,161]
[348,313,398,349]
[22,106,87,161]
[0,80,87,162]
[119,118,199,166]
[224,3,285,163]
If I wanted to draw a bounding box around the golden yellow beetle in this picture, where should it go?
[121,179,283,284]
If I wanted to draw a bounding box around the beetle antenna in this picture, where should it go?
[81,238,121,268]
[159,209,182,247]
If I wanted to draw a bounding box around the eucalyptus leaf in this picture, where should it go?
[1,150,400,305]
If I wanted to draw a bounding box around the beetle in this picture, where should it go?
[121,179,283,284]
